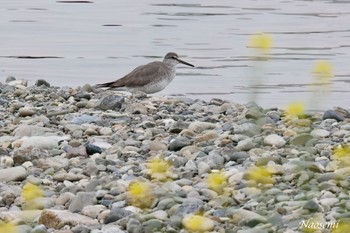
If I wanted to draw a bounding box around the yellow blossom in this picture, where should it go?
[146,157,172,181]
[0,221,18,233]
[206,172,227,194]
[333,145,350,167]
[332,219,350,233]
[245,166,275,185]
[22,183,43,202]
[128,181,154,208]
[22,183,44,210]
[333,145,350,159]
[182,214,214,233]
[313,60,334,80]
[249,33,273,53]
[285,102,306,117]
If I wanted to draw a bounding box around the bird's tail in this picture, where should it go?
[95,81,115,88]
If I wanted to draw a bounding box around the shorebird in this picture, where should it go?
[96,52,194,94]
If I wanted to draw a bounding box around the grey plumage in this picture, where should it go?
[97,52,194,94]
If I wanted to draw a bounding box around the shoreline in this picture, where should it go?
[0,78,350,232]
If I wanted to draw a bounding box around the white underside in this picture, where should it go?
[136,71,176,94]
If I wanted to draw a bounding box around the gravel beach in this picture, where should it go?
[0,77,350,233]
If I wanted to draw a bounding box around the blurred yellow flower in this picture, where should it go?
[333,145,350,167]
[249,33,273,53]
[245,166,275,185]
[128,180,154,208]
[22,183,44,210]
[332,219,349,233]
[206,171,227,194]
[333,145,350,159]
[0,221,18,233]
[22,183,43,202]
[146,157,173,181]
[313,60,334,80]
[182,214,214,233]
[285,102,306,117]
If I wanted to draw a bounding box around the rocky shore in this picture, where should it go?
[0,77,350,233]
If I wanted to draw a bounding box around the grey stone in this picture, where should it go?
[204,151,225,168]
[245,107,263,120]
[290,134,313,146]
[82,205,106,219]
[13,125,51,137]
[238,229,268,233]
[264,134,286,148]
[35,79,50,87]
[65,145,88,158]
[71,114,100,125]
[20,136,60,150]
[198,161,211,175]
[97,95,125,111]
[6,76,16,83]
[142,219,165,233]
[0,166,27,182]
[30,224,47,233]
[232,123,261,137]
[168,136,191,151]
[303,200,320,212]
[177,198,203,216]
[188,121,217,133]
[104,207,133,224]
[85,143,103,155]
[323,110,345,121]
[99,226,125,233]
[228,151,249,163]
[13,147,49,165]
[157,198,177,210]
[68,192,97,213]
[311,129,330,138]
[18,107,35,117]
[236,138,254,151]
[71,225,90,233]
[127,218,142,233]
[169,120,190,133]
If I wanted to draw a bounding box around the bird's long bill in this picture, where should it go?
[175,57,195,67]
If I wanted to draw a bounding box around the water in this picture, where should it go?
[1,0,350,110]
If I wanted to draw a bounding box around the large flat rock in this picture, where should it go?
[0,166,27,182]
[39,209,98,229]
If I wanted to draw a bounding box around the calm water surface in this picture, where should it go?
[1,0,350,110]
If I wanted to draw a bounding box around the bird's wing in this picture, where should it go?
[106,61,165,88]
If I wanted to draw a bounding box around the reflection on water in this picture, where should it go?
[1,0,350,110]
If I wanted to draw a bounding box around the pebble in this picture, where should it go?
[30,224,48,233]
[0,166,27,182]
[68,192,97,213]
[82,205,107,218]
[311,128,330,138]
[18,107,35,117]
[71,115,100,125]
[35,79,51,87]
[19,136,60,149]
[188,121,217,133]
[127,218,142,233]
[39,209,98,229]
[142,219,165,233]
[168,136,191,151]
[236,138,255,151]
[264,134,286,148]
[97,94,124,111]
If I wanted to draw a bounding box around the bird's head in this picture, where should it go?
[163,52,194,67]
